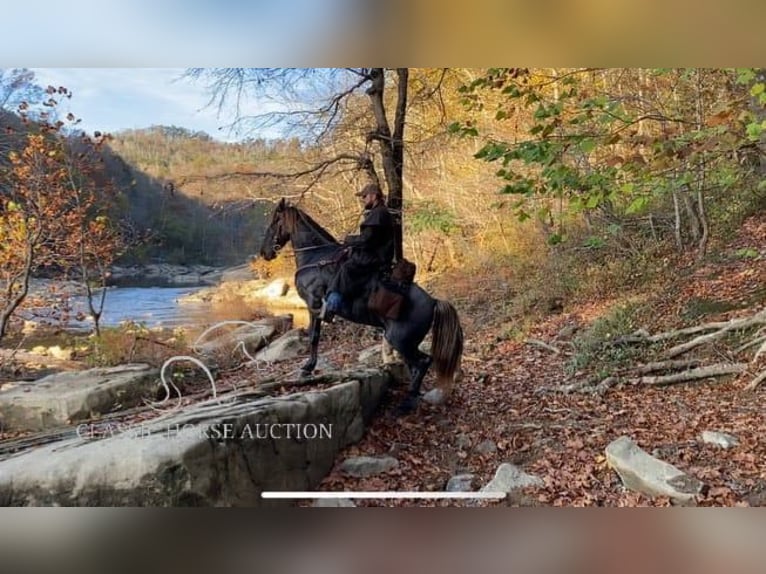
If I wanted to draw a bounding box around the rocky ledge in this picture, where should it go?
[0,369,390,506]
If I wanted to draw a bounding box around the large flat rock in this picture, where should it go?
[0,364,159,432]
[0,369,390,506]
[606,436,705,503]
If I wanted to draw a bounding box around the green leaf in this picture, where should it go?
[547,233,564,245]
[585,194,601,209]
[737,68,756,84]
[746,122,763,140]
[626,196,649,214]
[735,247,759,259]
[584,236,605,249]
[579,138,597,154]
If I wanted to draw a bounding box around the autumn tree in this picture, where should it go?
[0,132,71,339]
[59,131,127,336]
[0,89,126,340]
[454,68,763,259]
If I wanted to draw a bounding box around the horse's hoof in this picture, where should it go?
[299,369,313,379]
[396,396,418,416]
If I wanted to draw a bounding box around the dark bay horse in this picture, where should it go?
[259,198,464,413]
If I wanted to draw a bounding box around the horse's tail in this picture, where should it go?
[431,299,464,393]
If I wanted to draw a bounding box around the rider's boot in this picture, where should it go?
[319,291,343,323]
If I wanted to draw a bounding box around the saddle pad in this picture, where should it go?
[368,286,405,320]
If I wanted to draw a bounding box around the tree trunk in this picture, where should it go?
[695,69,710,261]
[672,187,683,251]
[366,68,407,261]
[681,187,701,242]
[0,242,34,341]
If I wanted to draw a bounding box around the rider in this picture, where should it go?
[320,183,395,322]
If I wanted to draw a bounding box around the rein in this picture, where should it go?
[292,245,330,252]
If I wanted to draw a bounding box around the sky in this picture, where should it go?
[30,68,266,143]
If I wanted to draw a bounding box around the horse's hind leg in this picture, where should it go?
[397,348,432,415]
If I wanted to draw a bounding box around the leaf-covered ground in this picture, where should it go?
[306,214,766,506]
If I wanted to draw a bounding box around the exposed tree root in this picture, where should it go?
[665,311,766,358]
[563,307,766,393]
[525,338,561,354]
[744,369,766,391]
[637,363,748,386]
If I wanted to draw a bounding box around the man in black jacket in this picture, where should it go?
[320,183,395,322]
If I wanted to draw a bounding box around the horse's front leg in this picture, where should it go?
[300,313,323,377]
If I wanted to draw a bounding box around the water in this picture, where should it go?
[69,287,207,330]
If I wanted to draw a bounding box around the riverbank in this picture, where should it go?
[107,263,230,287]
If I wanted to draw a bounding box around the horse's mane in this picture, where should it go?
[285,205,339,245]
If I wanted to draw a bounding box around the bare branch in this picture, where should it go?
[633,359,703,374]
[744,369,766,391]
[666,310,766,358]
[176,153,366,186]
[525,338,560,354]
[639,363,748,385]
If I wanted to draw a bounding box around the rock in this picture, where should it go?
[475,439,498,455]
[109,264,223,287]
[339,456,399,477]
[422,388,446,405]
[313,498,356,507]
[357,344,383,366]
[0,364,159,432]
[381,341,402,364]
[314,357,339,372]
[455,434,472,450]
[22,321,40,335]
[47,345,73,361]
[0,372,391,506]
[745,480,766,506]
[254,329,309,364]
[446,474,476,492]
[605,436,705,503]
[259,279,289,298]
[557,324,579,339]
[195,321,278,356]
[700,430,739,448]
[221,264,256,283]
[481,463,543,493]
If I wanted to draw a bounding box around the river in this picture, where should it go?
[68,287,208,330]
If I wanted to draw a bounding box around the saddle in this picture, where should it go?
[367,258,417,320]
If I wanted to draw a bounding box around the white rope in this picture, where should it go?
[145,319,282,413]
[146,355,217,413]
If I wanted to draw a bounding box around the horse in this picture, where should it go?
[258,198,464,414]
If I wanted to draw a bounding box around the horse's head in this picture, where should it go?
[259,198,292,260]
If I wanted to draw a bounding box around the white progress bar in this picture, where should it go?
[262,492,507,500]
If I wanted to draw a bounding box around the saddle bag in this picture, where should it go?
[368,285,405,320]
[391,258,416,284]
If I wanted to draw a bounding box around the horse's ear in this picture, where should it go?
[277,198,286,211]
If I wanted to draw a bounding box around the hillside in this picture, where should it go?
[103,128,288,266]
